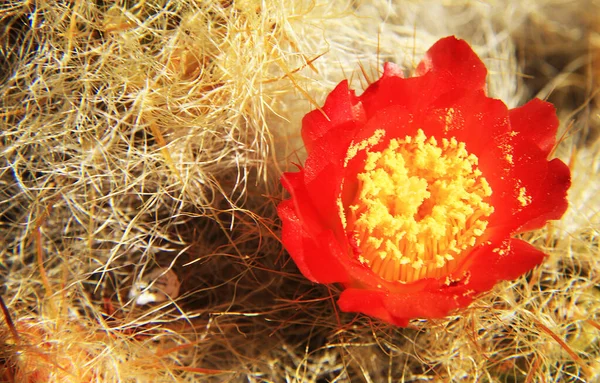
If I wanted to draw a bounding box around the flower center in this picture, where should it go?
[341,129,494,283]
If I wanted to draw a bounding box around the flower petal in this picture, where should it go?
[511,158,571,233]
[415,36,487,92]
[421,89,510,148]
[359,37,487,137]
[280,171,324,236]
[302,125,357,233]
[382,62,404,78]
[482,134,570,235]
[278,197,349,284]
[338,287,473,327]
[301,80,366,153]
[338,289,401,325]
[509,98,559,156]
[461,238,547,291]
[502,99,571,232]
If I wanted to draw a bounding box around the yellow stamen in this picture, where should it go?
[517,186,532,207]
[340,129,494,283]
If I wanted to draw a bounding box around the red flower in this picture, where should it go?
[277,36,571,326]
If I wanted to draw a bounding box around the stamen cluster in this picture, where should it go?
[342,130,493,283]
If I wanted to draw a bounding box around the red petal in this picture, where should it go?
[421,89,510,149]
[338,288,473,327]
[382,62,404,78]
[417,89,513,174]
[360,72,443,119]
[344,105,418,148]
[486,136,569,234]
[511,158,571,233]
[500,99,571,232]
[280,171,324,237]
[509,98,559,156]
[462,238,547,291]
[338,289,402,325]
[415,36,487,92]
[302,125,357,233]
[383,290,472,322]
[301,81,366,153]
[359,37,486,133]
[278,198,349,284]
[485,136,550,233]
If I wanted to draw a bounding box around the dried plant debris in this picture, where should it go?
[0,0,598,382]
